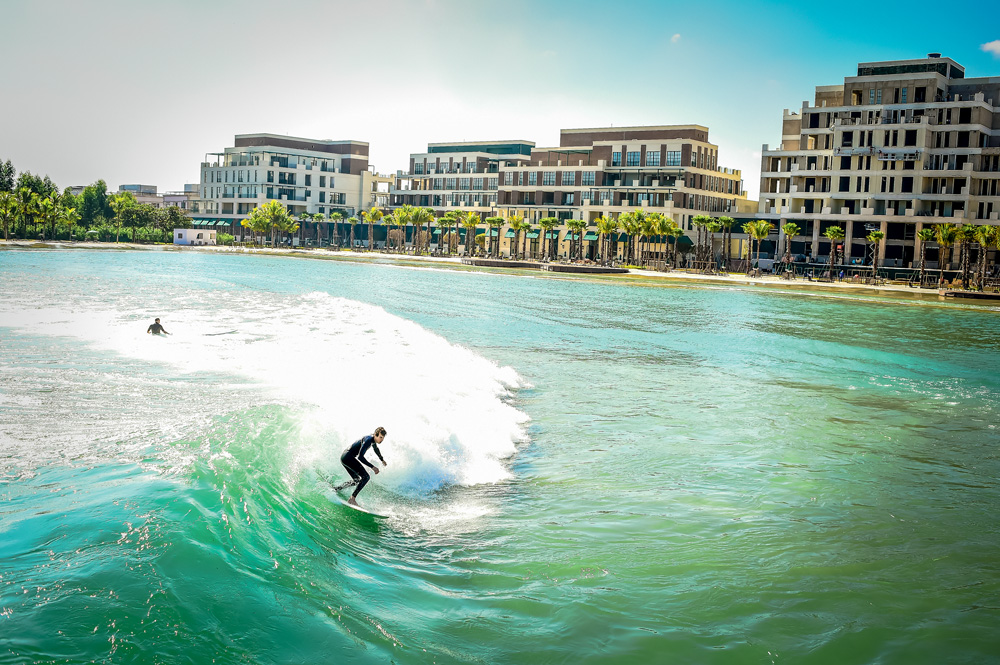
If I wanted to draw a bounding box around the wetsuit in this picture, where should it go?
[147,322,168,335]
[340,435,384,498]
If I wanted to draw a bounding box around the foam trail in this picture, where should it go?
[0,290,529,494]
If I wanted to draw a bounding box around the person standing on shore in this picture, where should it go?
[340,427,387,506]
[146,318,170,335]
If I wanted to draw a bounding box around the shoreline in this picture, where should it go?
[1,239,990,306]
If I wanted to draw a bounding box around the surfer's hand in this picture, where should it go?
[372,467,379,475]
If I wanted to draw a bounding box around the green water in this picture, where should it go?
[1,248,998,664]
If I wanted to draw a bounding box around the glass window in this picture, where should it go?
[473,178,484,189]
[582,171,595,186]
[565,193,575,205]
[446,178,456,189]
[626,151,641,166]
[666,151,682,166]
[460,178,470,190]
[612,152,621,166]
[528,172,537,186]
[433,178,443,190]
[504,172,513,185]
[876,89,882,104]
[488,178,497,190]
[901,87,907,104]
[414,164,424,174]
[646,151,660,166]
[561,171,575,185]
[543,172,556,186]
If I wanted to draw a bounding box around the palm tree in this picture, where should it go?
[361,206,383,251]
[328,211,343,248]
[59,205,80,241]
[109,192,137,243]
[823,225,845,279]
[718,216,736,268]
[780,222,801,268]
[441,210,460,255]
[347,216,360,249]
[566,219,586,262]
[957,224,977,289]
[934,223,958,286]
[705,219,722,270]
[484,216,504,258]
[916,227,935,287]
[16,187,38,238]
[242,204,270,245]
[744,220,773,274]
[411,207,434,255]
[461,211,480,256]
[650,213,673,269]
[595,215,618,266]
[866,230,885,283]
[691,214,712,263]
[973,225,998,290]
[618,211,640,265]
[520,219,533,260]
[0,191,15,241]
[538,217,559,261]
[665,219,685,269]
[394,204,414,253]
[507,213,527,260]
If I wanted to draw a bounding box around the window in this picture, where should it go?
[459,178,470,190]
[445,178,456,189]
[473,177,484,189]
[504,172,513,185]
[876,89,882,104]
[901,88,907,104]
[433,178,443,190]
[839,176,850,192]
[901,176,913,193]
[646,151,660,166]
[319,175,326,187]
[488,178,497,190]
[666,151,682,166]
[565,193,574,205]
[840,155,851,170]
[842,131,853,147]
[561,171,575,186]
[582,171,595,186]
[414,164,424,174]
[518,172,524,186]
[305,175,311,186]
[869,89,875,104]
[904,130,917,146]
[320,192,326,202]
[528,172,537,185]
[543,172,556,186]
[612,151,621,166]
[626,151,641,166]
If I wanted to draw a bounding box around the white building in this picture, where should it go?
[173,228,216,246]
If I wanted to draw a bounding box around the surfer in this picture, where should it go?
[340,427,387,506]
[146,318,170,335]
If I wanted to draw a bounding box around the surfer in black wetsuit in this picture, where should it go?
[146,318,170,335]
[340,427,387,505]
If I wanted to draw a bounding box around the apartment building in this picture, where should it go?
[194,133,377,239]
[391,127,745,259]
[760,54,1000,269]
[392,140,534,214]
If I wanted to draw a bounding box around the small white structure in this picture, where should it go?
[174,228,216,246]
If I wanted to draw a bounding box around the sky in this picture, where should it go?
[2,0,999,201]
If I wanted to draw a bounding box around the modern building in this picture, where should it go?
[173,228,216,246]
[163,184,200,216]
[118,184,164,208]
[194,133,379,244]
[759,54,1000,272]
[392,127,747,260]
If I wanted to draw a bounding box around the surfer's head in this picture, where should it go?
[374,426,386,443]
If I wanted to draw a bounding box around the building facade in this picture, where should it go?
[760,54,1000,270]
[392,127,746,260]
[194,133,378,242]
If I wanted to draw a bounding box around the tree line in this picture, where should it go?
[0,158,194,244]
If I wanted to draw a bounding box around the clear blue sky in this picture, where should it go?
[2,0,998,200]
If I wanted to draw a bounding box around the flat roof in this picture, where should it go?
[234,133,368,146]
[561,124,709,133]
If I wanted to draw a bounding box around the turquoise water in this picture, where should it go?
[1,248,999,664]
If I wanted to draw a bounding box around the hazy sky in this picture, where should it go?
[2,0,999,200]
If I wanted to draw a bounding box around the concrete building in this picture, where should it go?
[392,127,746,260]
[759,54,1000,273]
[118,184,164,208]
[173,228,216,246]
[194,133,379,245]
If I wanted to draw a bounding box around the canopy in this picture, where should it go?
[584,232,598,241]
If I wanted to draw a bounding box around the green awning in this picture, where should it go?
[545,231,560,239]
[216,221,230,226]
[487,229,499,237]
[584,232,598,240]
[526,231,540,239]
[673,236,693,246]
[505,230,516,238]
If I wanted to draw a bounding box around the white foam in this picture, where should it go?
[0,290,529,493]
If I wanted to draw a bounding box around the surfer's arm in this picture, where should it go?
[372,442,387,466]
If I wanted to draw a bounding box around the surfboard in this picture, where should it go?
[335,496,388,518]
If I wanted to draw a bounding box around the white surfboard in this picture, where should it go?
[335,496,387,518]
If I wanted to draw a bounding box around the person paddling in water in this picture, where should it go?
[146,318,170,335]
[340,427,387,506]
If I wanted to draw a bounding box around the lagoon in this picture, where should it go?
[1,248,999,664]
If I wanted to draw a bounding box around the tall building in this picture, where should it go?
[194,133,378,239]
[759,54,1000,270]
